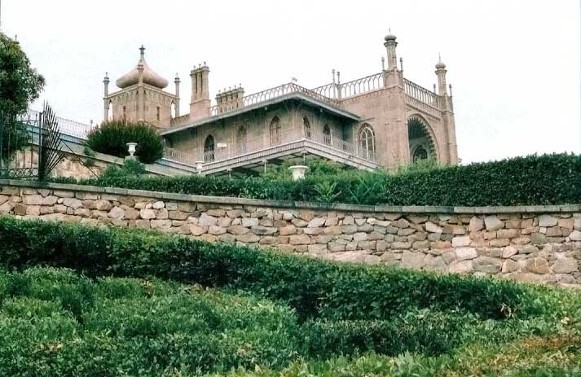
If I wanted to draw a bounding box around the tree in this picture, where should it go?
[0,33,45,163]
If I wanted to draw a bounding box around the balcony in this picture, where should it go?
[164,131,380,176]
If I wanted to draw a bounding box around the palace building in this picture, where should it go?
[102,33,458,175]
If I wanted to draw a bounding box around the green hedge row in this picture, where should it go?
[0,217,541,321]
[50,153,581,206]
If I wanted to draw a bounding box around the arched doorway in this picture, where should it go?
[204,135,215,162]
[407,117,436,163]
[270,116,281,145]
[323,124,331,145]
[236,125,247,155]
[303,116,311,139]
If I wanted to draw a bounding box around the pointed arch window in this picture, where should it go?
[236,125,247,155]
[303,116,311,139]
[358,124,375,160]
[323,124,331,145]
[204,135,215,162]
[270,116,281,145]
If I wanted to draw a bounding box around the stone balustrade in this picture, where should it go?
[0,179,579,286]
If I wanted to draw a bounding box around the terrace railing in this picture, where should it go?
[209,82,342,117]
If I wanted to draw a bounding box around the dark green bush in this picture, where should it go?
[302,310,465,359]
[50,153,581,206]
[0,217,541,321]
[86,120,163,164]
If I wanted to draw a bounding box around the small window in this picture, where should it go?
[156,106,161,121]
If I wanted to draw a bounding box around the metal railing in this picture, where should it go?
[209,82,342,117]
[22,109,95,139]
[404,79,438,108]
[163,129,378,171]
[312,72,384,100]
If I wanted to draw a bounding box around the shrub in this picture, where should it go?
[0,217,542,321]
[49,153,581,206]
[86,120,163,164]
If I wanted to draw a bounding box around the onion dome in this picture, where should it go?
[384,32,397,42]
[116,46,169,89]
[436,55,446,69]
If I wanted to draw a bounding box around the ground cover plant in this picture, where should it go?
[50,153,581,206]
[0,217,579,375]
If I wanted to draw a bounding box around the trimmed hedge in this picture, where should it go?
[50,153,581,206]
[86,120,164,164]
[0,217,541,320]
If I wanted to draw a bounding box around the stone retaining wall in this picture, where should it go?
[1,180,580,286]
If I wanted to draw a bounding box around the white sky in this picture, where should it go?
[3,0,580,164]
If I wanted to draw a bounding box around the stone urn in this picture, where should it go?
[288,165,309,181]
[126,142,138,160]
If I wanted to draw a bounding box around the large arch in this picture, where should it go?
[407,115,438,162]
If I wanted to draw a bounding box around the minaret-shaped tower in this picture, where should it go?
[103,72,110,120]
[174,74,181,117]
[383,31,403,87]
[434,56,458,164]
[189,63,211,120]
[103,46,178,129]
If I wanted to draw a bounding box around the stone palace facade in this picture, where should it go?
[102,33,458,175]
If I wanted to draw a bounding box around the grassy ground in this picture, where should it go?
[0,267,579,376]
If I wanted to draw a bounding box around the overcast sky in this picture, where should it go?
[3,0,580,164]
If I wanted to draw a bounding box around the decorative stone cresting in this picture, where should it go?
[1,180,580,286]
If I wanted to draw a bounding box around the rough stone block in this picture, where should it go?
[140,208,156,220]
[538,215,558,227]
[570,230,581,241]
[524,258,550,274]
[151,220,172,230]
[484,215,504,231]
[108,207,125,219]
[397,228,415,236]
[289,234,311,245]
[456,247,478,260]
[209,226,227,235]
[497,229,519,239]
[156,208,169,220]
[199,213,218,227]
[324,226,343,235]
[391,241,411,250]
[552,258,578,274]
[22,195,42,206]
[188,225,206,236]
[545,226,563,237]
[236,233,260,243]
[425,221,442,233]
[452,235,471,247]
[401,251,425,269]
[449,260,473,274]
[489,238,510,247]
[473,256,502,274]
[62,198,83,209]
[502,259,519,273]
[328,242,346,252]
[252,226,277,236]
[502,246,518,258]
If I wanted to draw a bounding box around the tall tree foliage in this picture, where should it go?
[0,33,45,163]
